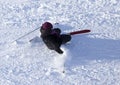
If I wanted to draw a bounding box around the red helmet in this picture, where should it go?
[42,22,53,29]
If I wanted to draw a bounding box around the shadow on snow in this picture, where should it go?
[65,34,120,66]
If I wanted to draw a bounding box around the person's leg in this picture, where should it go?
[60,34,71,44]
[55,48,63,54]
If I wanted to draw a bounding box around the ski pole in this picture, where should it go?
[12,27,40,43]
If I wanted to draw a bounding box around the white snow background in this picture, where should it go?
[0,0,120,85]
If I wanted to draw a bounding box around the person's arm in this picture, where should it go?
[52,28,61,34]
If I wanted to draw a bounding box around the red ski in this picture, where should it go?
[69,29,91,35]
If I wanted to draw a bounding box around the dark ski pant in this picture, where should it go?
[55,34,71,54]
[60,34,71,44]
[53,28,71,44]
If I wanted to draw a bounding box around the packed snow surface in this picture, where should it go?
[0,0,120,85]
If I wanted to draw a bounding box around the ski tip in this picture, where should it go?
[85,29,91,33]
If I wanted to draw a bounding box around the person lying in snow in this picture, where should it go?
[40,22,71,54]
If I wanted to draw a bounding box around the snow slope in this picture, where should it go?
[0,0,120,85]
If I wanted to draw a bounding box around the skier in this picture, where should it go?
[40,22,71,54]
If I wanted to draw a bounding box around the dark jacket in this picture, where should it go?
[40,27,63,54]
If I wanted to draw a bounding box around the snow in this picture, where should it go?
[0,0,120,85]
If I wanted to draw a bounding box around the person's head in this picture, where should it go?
[40,22,53,35]
[41,22,53,29]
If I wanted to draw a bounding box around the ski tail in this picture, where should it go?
[69,29,91,35]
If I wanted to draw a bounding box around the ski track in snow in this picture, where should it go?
[0,0,120,85]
